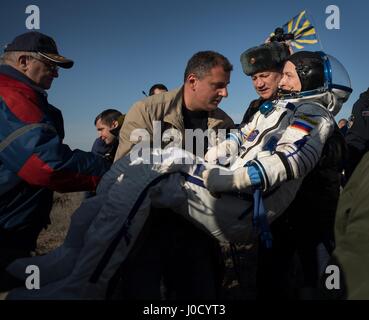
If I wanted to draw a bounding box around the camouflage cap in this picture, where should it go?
[240,42,290,76]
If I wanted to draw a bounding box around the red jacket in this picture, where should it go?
[0,65,110,231]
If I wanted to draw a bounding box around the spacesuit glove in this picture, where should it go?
[202,166,252,194]
[205,139,239,165]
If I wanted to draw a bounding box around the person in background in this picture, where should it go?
[337,118,349,136]
[149,83,168,96]
[85,109,125,199]
[92,109,125,163]
[344,88,369,181]
[239,42,290,125]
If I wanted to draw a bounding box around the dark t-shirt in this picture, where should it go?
[182,105,208,156]
[119,104,223,299]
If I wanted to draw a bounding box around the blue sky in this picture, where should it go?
[1,0,368,150]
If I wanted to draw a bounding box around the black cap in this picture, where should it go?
[287,51,324,91]
[4,31,74,69]
[240,42,290,76]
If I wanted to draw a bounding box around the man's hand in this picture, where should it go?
[205,139,239,165]
[202,166,252,193]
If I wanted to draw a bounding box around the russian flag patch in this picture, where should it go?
[290,120,314,134]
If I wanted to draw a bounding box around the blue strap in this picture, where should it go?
[253,190,273,249]
[185,174,205,188]
[247,165,262,187]
[193,163,205,177]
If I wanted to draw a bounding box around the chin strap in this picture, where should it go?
[252,189,273,249]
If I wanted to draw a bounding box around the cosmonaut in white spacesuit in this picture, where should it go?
[6,50,352,299]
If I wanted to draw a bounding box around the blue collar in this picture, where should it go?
[259,101,274,116]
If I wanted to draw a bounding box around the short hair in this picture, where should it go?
[149,83,168,96]
[184,51,233,82]
[0,51,39,65]
[94,109,123,126]
[0,52,13,65]
[338,118,348,124]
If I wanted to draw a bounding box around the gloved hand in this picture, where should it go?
[202,166,252,193]
[205,139,239,165]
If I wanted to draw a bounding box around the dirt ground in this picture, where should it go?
[36,192,84,255]
[37,192,257,299]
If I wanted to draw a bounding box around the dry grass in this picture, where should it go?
[36,192,84,255]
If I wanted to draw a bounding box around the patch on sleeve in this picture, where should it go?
[362,110,369,117]
[290,120,314,134]
[296,114,319,126]
[240,126,251,138]
[245,129,260,142]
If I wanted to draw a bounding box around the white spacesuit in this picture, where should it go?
[6,51,352,299]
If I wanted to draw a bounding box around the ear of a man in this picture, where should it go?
[111,120,119,129]
[187,73,198,90]
[18,54,30,71]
